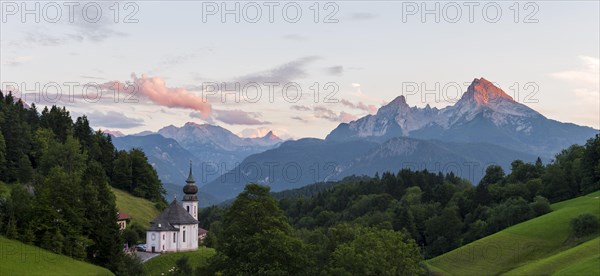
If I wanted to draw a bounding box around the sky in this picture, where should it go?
[1,1,599,139]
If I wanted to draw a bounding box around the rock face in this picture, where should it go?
[327,77,597,158]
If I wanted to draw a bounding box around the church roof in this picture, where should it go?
[117,211,130,221]
[148,199,198,232]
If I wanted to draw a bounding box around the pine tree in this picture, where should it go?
[82,162,125,273]
[17,155,33,184]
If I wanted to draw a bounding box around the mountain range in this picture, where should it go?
[110,123,282,206]
[111,77,597,203]
[327,78,594,158]
[202,78,597,200]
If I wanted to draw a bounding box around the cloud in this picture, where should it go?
[214,109,270,125]
[186,56,321,104]
[340,99,377,113]
[85,110,144,128]
[100,73,274,125]
[101,73,212,118]
[291,116,310,123]
[20,31,67,47]
[232,56,321,85]
[291,105,311,111]
[314,106,357,123]
[551,56,599,87]
[551,55,600,128]
[326,66,344,76]
[550,55,599,103]
[7,2,128,49]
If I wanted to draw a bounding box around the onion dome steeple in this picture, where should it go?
[186,160,195,184]
[183,161,198,201]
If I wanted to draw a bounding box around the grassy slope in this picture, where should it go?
[0,236,113,276]
[506,237,599,275]
[426,191,600,275]
[111,187,160,228]
[555,254,600,276]
[144,247,216,276]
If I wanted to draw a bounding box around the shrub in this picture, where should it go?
[529,196,552,216]
[571,213,599,237]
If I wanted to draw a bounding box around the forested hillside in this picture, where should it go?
[199,134,600,264]
[0,91,165,275]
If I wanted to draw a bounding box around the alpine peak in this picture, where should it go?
[462,77,514,105]
[262,130,280,140]
[390,95,408,105]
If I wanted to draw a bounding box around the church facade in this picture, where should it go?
[146,163,199,253]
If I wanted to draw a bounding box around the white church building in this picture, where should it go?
[146,162,199,253]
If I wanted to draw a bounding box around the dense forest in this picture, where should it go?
[0,91,165,275]
[197,134,599,273]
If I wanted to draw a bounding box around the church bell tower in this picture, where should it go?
[182,161,198,220]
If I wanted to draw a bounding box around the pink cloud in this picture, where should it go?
[101,73,212,118]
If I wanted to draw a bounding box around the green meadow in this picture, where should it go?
[0,236,113,276]
[426,191,600,275]
[112,187,160,228]
[144,247,216,275]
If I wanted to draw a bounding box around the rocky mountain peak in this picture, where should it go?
[461,77,514,105]
[262,130,279,140]
[377,95,411,115]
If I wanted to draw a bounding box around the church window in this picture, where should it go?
[183,231,186,242]
[187,206,189,212]
[162,234,165,240]
[173,233,176,242]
